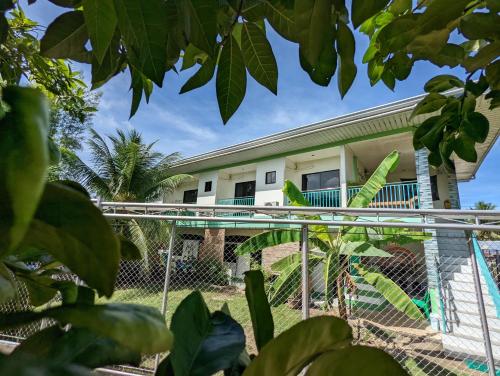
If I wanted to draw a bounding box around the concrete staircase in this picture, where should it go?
[439,255,500,360]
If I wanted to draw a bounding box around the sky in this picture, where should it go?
[25,1,499,209]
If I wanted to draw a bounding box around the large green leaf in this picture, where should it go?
[180,57,216,94]
[179,0,217,55]
[167,291,245,376]
[0,263,16,303]
[410,93,447,118]
[295,0,331,67]
[19,183,120,297]
[216,35,247,124]
[306,345,407,375]
[340,242,393,257]
[348,150,400,209]
[353,264,425,321]
[242,316,352,376]
[0,353,91,376]
[0,303,173,354]
[265,0,297,42]
[337,21,357,98]
[268,257,301,306]
[90,32,123,89]
[118,235,143,260]
[244,270,274,350]
[0,87,49,255]
[114,0,167,85]
[324,251,339,307]
[459,12,500,41]
[40,11,90,61]
[462,112,489,143]
[241,22,278,94]
[453,133,477,162]
[12,325,141,369]
[236,229,300,256]
[299,34,337,87]
[82,0,117,64]
[424,74,464,93]
[351,0,390,28]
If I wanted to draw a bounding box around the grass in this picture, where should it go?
[98,284,302,352]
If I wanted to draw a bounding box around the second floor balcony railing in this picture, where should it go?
[300,188,342,208]
[216,196,255,206]
[347,181,420,209]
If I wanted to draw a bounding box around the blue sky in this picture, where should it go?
[25,1,499,208]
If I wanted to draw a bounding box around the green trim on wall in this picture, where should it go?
[187,126,416,175]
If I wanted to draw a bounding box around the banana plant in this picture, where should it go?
[236,151,427,321]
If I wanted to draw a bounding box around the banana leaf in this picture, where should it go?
[235,229,301,256]
[270,253,323,273]
[353,263,425,321]
[340,242,393,257]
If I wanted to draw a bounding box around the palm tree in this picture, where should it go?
[65,128,191,272]
[473,201,500,240]
[236,151,428,321]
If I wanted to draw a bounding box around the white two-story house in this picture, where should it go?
[164,93,500,358]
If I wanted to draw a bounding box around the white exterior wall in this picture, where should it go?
[216,170,256,200]
[164,179,199,204]
[196,171,219,205]
[255,158,286,205]
[284,156,341,189]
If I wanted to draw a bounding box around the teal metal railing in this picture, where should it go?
[216,196,255,206]
[301,188,341,207]
[347,181,420,209]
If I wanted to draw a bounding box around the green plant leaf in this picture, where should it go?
[82,0,117,64]
[244,270,274,350]
[410,93,447,118]
[40,11,89,60]
[216,35,247,124]
[0,303,173,354]
[0,263,16,303]
[462,112,489,143]
[299,33,337,87]
[179,0,217,55]
[17,274,58,306]
[340,242,393,257]
[428,43,465,68]
[459,12,500,41]
[168,291,245,376]
[180,57,216,94]
[424,74,464,93]
[306,345,407,375]
[0,352,92,376]
[0,87,49,255]
[265,0,297,42]
[353,264,425,321]
[12,325,141,369]
[242,22,278,94]
[242,316,352,376]
[295,0,331,67]
[453,133,477,162]
[114,0,168,85]
[324,251,339,307]
[91,35,123,89]
[19,183,120,297]
[337,21,357,98]
[351,0,390,28]
[235,229,300,256]
[485,60,500,90]
[181,43,208,71]
[268,258,301,306]
[463,41,500,73]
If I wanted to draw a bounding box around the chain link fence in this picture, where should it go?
[1,211,499,376]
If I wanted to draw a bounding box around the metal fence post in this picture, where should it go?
[467,231,496,376]
[154,220,177,371]
[301,224,310,320]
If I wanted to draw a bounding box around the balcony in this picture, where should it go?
[216,196,255,206]
[347,181,420,209]
[300,188,342,208]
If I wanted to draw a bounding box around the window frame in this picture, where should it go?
[301,169,340,191]
[182,189,198,204]
[265,171,276,185]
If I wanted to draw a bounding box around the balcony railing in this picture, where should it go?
[217,196,255,206]
[347,181,420,209]
[300,188,341,208]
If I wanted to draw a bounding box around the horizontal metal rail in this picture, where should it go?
[103,212,500,232]
[96,200,500,220]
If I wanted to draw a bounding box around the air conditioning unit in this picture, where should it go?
[264,201,280,206]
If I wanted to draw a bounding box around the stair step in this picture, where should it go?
[450,300,498,317]
[450,310,500,331]
[443,290,497,308]
[442,333,500,359]
[447,280,491,293]
[449,322,500,342]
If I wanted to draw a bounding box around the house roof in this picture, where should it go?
[170,91,500,181]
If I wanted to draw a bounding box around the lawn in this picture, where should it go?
[99,285,302,353]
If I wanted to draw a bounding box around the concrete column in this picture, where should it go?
[197,171,219,205]
[340,146,348,207]
[446,168,461,209]
[199,229,225,262]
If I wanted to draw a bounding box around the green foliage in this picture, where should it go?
[0,85,172,373]
[236,152,426,320]
[5,0,496,167]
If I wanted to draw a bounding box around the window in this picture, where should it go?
[430,175,440,201]
[204,181,212,192]
[224,236,249,263]
[301,170,340,191]
[265,171,276,184]
[234,180,256,198]
[182,189,198,204]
